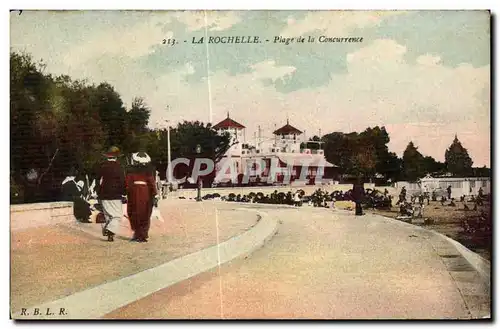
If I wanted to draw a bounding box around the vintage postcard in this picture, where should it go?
[10,10,491,320]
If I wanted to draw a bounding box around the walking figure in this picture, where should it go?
[126,152,157,243]
[97,146,126,242]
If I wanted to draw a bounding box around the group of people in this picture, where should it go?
[62,146,158,243]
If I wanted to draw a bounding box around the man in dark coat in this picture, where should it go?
[352,180,365,216]
[97,146,126,242]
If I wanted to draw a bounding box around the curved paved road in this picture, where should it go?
[104,203,485,319]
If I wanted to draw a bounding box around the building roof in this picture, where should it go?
[278,155,337,168]
[213,113,245,129]
[273,119,303,135]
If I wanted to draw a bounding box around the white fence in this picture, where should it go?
[395,177,490,199]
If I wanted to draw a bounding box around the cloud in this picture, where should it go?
[10,11,490,167]
[63,17,172,67]
[416,54,442,66]
[143,38,490,165]
[281,11,404,37]
[346,39,406,66]
[249,60,296,81]
[175,11,241,31]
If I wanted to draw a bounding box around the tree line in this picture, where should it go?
[10,51,231,203]
[10,51,490,203]
[303,127,489,183]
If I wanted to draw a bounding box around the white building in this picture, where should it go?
[212,113,246,184]
[212,115,337,186]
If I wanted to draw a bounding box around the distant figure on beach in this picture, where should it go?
[447,185,452,200]
[431,190,437,201]
[476,187,484,206]
[396,186,406,205]
[293,191,301,207]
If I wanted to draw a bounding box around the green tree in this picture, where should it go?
[422,156,445,176]
[402,141,426,182]
[10,51,108,200]
[10,52,54,180]
[385,152,403,182]
[363,126,391,178]
[471,166,491,177]
[323,132,354,176]
[350,143,377,180]
[91,82,128,150]
[127,97,150,134]
[445,135,473,176]
[162,121,231,185]
[170,121,231,162]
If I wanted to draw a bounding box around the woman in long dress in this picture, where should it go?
[126,152,157,242]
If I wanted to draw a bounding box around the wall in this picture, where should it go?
[395,177,491,199]
[420,177,491,199]
[10,202,74,231]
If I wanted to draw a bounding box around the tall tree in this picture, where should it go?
[94,82,128,149]
[10,52,54,179]
[402,141,426,182]
[445,135,473,176]
[167,121,232,185]
[385,152,403,182]
[169,121,231,162]
[323,132,355,175]
[350,144,377,180]
[127,97,150,134]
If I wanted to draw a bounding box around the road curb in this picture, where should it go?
[370,213,491,319]
[11,207,278,320]
[373,213,490,287]
[428,230,490,286]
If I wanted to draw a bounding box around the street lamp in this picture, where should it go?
[156,118,173,197]
[165,119,172,183]
[164,105,173,185]
[196,144,202,201]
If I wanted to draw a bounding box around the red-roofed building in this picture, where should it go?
[213,113,246,130]
[212,117,339,187]
[212,113,246,185]
[273,119,303,136]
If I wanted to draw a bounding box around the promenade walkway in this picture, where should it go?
[10,200,262,314]
[11,200,490,319]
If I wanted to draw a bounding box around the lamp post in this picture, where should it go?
[165,120,172,183]
[164,105,173,184]
[156,118,173,198]
[196,144,202,201]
